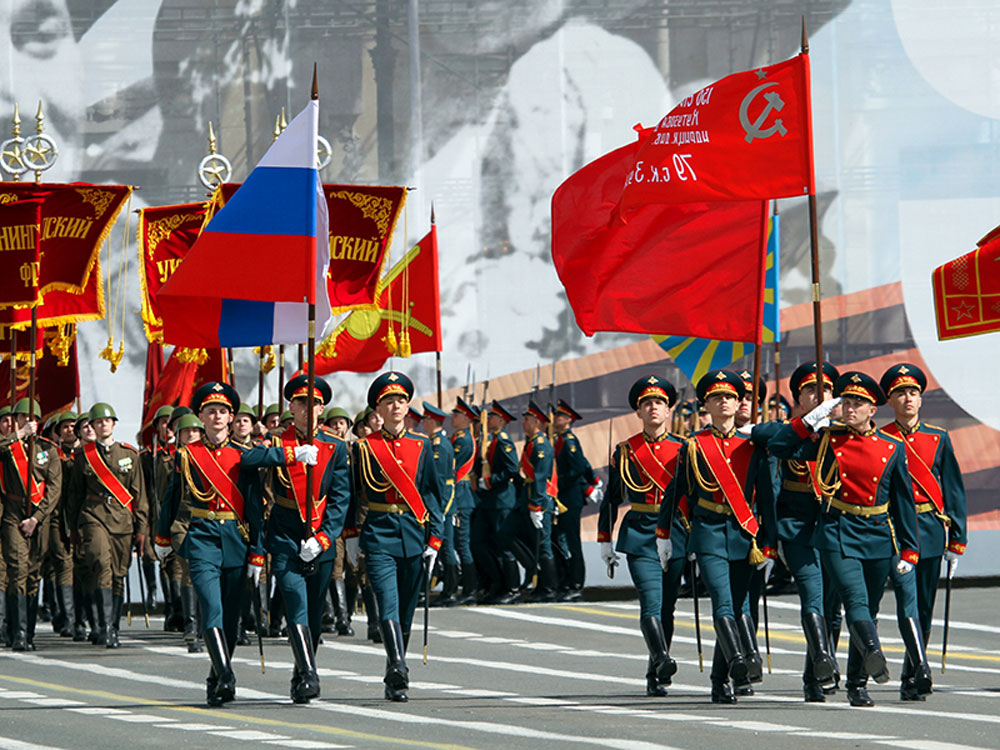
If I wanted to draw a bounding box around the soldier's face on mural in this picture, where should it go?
[840,395,876,430]
[889,386,922,420]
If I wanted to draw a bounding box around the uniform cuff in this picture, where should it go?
[249,553,265,567]
[154,534,171,546]
[315,532,331,551]
[283,446,296,465]
[597,531,611,543]
[343,527,360,539]
[655,527,670,539]
[947,540,966,555]
[900,549,920,565]
[428,536,442,551]
[528,503,542,513]
[762,546,778,560]
[790,416,812,439]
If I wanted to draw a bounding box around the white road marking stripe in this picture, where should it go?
[153,723,234,731]
[19,699,84,707]
[261,741,352,749]
[0,692,43,699]
[66,707,131,715]
[107,714,177,723]
[790,732,900,741]
[0,738,69,750]
[208,730,291,741]
[873,740,995,750]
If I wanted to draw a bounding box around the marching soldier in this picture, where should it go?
[46,411,78,638]
[0,399,62,651]
[599,375,682,696]
[351,371,443,702]
[553,399,601,601]
[242,374,352,704]
[325,406,357,636]
[767,371,920,707]
[659,370,776,704]
[880,363,966,701]
[420,402,457,607]
[66,403,147,649]
[69,414,99,642]
[155,383,264,706]
[325,407,352,437]
[352,407,383,644]
[751,361,842,702]
[165,405,202,650]
[520,401,558,600]
[449,398,479,605]
[476,401,520,604]
[140,406,175,621]
[230,404,256,448]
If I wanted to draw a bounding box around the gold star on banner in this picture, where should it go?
[952,300,975,320]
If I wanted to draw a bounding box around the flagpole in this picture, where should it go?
[227,347,236,387]
[257,348,265,432]
[303,64,320,563]
[802,19,824,388]
[751,201,768,424]
[431,204,442,408]
[772,200,782,403]
[278,345,285,412]
[8,329,15,407]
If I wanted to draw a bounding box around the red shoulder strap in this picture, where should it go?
[626,433,678,492]
[280,426,335,533]
[10,440,44,505]
[185,443,246,519]
[694,432,759,537]
[363,433,428,521]
[83,442,133,510]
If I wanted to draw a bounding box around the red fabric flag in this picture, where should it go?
[0,336,78,418]
[0,266,104,329]
[139,346,228,443]
[310,227,442,374]
[139,342,164,446]
[0,198,42,308]
[933,234,1000,340]
[552,137,768,341]
[618,54,814,212]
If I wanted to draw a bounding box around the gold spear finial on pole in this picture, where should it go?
[2,104,24,181]
[279,107,288,133]
[272,114,281,144]
[207,121,218,154]
[197,120,232,190]
[34,101,44,183]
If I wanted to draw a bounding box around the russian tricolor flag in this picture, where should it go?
[159,100,330,348]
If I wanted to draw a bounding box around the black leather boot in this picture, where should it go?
[72,587,88,641]
[639,616,677,688]
[710,645,737,703]
[94,588,111,647]
[849,619,889,684]
[381,619,409,702]
[825,620,842,694]
[288,623,321,703]
[51,580,66,635]
[333,579,354,635]
[58,585,75,638]
[322,583,337,633]
[899,617,932,697]
[105,591,121,649]
[457,563,480,605]
[532,557,559,603]
[802,611,836,687]
[645,658,667,697]
[493,558,522,605]
[182,586,203,653]
[738,613,763,684]
[846,635,874,707]
[204,627,236,705]
[0,589,6,646]
[142,559,158,612]
[26,595,38,650]
[433,564,460,607]
[714,617,750,687]
[88,591,104,644]
[10,594,27,651]
[40,579,54,623]
[362,584,382,643]
[166,579,183,632]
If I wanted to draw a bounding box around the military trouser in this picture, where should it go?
[2,517,48,597]
[78,521,131,594]
[820,551,891,627]
[43,517,74,586]
[272,551,335,646]
[189,556,244,644]
[556,505,585,589]
[366,550,423,634]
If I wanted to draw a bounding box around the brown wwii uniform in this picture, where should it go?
[0,431,62,651]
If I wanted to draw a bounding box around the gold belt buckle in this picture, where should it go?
[389,503,400,514]
[206,510,216,521]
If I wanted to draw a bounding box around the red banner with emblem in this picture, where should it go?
[0,198,43,308]
[0,334,78,418]
[0,183,132,296]
[0,269,104,329]
[138,202,207,343]
[214,182,406,312]
[933,233,1000,340]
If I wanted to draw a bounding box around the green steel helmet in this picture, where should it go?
[280,410,294,422]
[251,405,261,419]
[327,406,352,426]
[0,406,10,418]
[236,403,256,417]
[56,411,78,426]
[88,402,118,421]
[173,414,205,433]
[169,406,192,427]
[352,410,368,436]
[264,403,281,418]
[153,405,174,423]
[320,407,335,422]
[43,415,56,432]
[14,398,42,418]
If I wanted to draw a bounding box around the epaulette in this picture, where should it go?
[499,431,509,440]
[119,442,139,453]
[535,434,545,443]
[922,422,947,433]
[409,430,428,439]
[878,430,904,444]
[35,436,56,449]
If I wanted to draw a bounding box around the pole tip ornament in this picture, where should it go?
[801,16,809,54]
[312,62,319,100]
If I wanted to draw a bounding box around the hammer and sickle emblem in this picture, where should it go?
[739,82,787,144]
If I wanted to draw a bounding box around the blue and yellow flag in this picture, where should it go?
[652,214,780,385]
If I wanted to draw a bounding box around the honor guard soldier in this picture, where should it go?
[662,370,776,704]
[69,415,99,643]
[0,399,62,650]
[519,401,559,601]
[449,398,480,604]
[880,363,966,701]
[420,402,458,607]
[553,399,601,601]
[351,372,444,702]
[768,371,920,707]
[599,376,682,696]
[66,403,147,649]
[751,361,842,701]
[241,374,351,704]
[155,383,264,706]
[165,405,201,649]
[476,401,521,604]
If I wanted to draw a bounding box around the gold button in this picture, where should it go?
[842,472,847,478]
[909,437,914,442]
[872,477,878,482]
[207,510,216,520]
[882,457,887,463]
[836,452,843,457]
[868,496,874,501]
[654,445,659,451]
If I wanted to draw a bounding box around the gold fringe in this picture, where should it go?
[399,328,411,358]
[385,326,398,355]
[253,346,275,373]
[748,538,766,566]
[177,347,208,365]
[98,335,124,373]
[47,324,75,366]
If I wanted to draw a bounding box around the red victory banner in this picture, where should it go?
[0,334,78,417]
[933,230,1000,340]
[0,266,104,330]
[139,346,228,444]
[552,135,768,341]
[311,226,441,374]
[0,183,132,295]
[137,202,207,343]
[618,54,814,213]
[214,182,406,312]
[0,198,43,308]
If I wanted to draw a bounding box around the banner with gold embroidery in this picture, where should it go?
[0,269,104,329]
[137,202,207,343]
[0,183,132,296]
[0,336,78,417]
[215,182,406,313]
[0,198,43,308]
[933,232,1000,341]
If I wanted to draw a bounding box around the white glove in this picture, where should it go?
[299,536,323,562]
[247,562,263,585]
[294,444,319,465]
[600,542,619,568]
[422,545,438,580]
[154,543,172,562]
[803,397,842,430]
[737,423,755,435]
[345,536,360,568]
[944,554,959,579]
[656,537,672,571]
[896,559,914,575]
[478,476,489,491]
[529,509,544,529]
[777,541,788,568]
[686,551,696,562]
[589,486,605,504]
[451,514,459,526]
[757,556,775,582]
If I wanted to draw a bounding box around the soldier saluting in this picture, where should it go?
[66,403,147,649]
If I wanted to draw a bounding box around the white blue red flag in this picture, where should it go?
[158,100,330,347]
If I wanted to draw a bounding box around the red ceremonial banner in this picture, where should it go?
[0,336,78,418]
[618,54,814,212]
[311,227,441,374]
[552,136,768,341]
[0,183,132,295]
[138,202,207,343]
[139,346,228,443]
[933,234,1000,340]
[215,182,406,312]
[0,199,42,308]
[0,265,104,330]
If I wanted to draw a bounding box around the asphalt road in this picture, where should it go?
[0,586,996,750]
